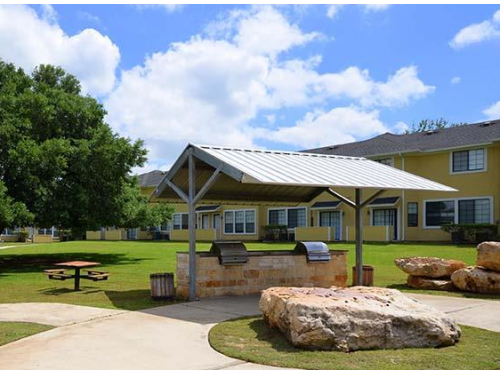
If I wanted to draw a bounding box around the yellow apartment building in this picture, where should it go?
[88,120,499,243]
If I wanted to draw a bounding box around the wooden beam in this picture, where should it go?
[193,164,223,204]
[162,179,188,203]
[326,188,356,209]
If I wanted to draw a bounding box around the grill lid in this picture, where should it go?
[210,241,248,265]
[294,241,331,262]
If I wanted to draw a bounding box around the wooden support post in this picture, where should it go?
[355,188,363,286]
[188,153,197,301]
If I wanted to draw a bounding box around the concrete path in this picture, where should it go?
[0,303,125,327]
[0,294,499,370]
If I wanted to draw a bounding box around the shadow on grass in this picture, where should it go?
[38,286,102,295]
[246,317,302,354]
[0,252,150,274]
[387,283,500,300]
[105,289,175,310]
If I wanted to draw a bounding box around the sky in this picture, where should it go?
[1,4,500,172]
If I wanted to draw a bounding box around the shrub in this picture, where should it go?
[441,223,499,244]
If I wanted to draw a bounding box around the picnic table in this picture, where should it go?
[44,261,110,291]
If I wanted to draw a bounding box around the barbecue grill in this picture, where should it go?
[294,241,331,262]
[210,241,249,265]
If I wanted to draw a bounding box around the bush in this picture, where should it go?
[262,225,288,242]
[441,223,499,244]
[18,231,28,242]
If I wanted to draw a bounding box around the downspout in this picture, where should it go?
[400,154,406,242]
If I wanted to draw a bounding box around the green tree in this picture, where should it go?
[0,181,34,235]
[405,118,467,134]
[119,178,174,230]
[0,60,163,237]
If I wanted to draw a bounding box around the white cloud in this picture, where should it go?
[105,6,432,166]
[208,6,321,58]
[393,121,409,134]
[483,100,500,119]
[135,4,184,13]
[451,76,461,84]
[326,5,344,19]
[363,4,391,12]
[77,11,101,23]
[40,4,57,23]
[258,107,387,149]
[450,10,500,49]
[0,5,119,96]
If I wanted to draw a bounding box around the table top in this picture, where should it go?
[55,261,101,268]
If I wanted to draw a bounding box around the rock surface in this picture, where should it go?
[394,257,466,278]
[260,286,461,352]
[477,242,500,272]
[407,275,456,291]
[451,266,500,294]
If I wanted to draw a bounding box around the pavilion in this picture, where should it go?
[153,144,456,301]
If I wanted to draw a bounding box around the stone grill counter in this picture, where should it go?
[176,250,348,299]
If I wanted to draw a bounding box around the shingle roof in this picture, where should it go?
[311,201,341,209]
[369,196,400,206]
[137,170,167,187]
[305,119,500,157]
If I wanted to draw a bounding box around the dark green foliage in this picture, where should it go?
[405,118,467,134]
[0,59,159,236]
[0,181,34,234]
[441,223,499,244]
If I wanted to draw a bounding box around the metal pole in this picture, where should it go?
[188,154,197,301]
[355,188,363,286]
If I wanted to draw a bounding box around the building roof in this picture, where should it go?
[305,119,500,158]
[311,201,341,209]
[368,196,400,206]
[137,170,167,187]
[195,205,221,213]
[153,144,456,205]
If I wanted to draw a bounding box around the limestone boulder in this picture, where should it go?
[394,257,466,278]
[451,266,500,294]
[407,275,455,291]
[260,286,460,352]
[477,242,500,272]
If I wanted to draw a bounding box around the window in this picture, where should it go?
[425,201,455,227]
[224,209,256,234]
[407,202,418,227]
[320,211,341,240]
[173,213,189,230]
[372,209,395,226]
[425,198,492,228]
[160,221,171,231]
[268,208,306,228]
[201,214,210,229]
[452,149,485,173]
[375,158,394,167]
[458,199,490,224]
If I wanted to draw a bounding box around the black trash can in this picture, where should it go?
[150,273,175,300]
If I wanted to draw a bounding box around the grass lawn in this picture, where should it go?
[0,322,53,347]
[209,316,500,370]
[0,240,496,311]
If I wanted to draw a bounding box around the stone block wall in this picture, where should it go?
[176,251,348,299]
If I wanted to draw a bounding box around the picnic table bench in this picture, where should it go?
[44,261,110,290]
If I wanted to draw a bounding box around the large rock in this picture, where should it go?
[451,266,500,294]
[394,257,466,278]
[260,286,461,352]
[407,275,456,291]
[477,242,500,272]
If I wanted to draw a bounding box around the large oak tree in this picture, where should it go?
[0,60,170,237]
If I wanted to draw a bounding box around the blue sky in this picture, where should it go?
[1,4,500,171]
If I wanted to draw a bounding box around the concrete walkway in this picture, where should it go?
[0,294,499,370]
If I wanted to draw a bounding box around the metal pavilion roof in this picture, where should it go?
[153,144,456,204]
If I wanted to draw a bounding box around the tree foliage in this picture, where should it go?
[405,118,467,134]
[0,181,34,235]
[0,60,169,236]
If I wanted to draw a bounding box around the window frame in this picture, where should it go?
[407,202,418,227]
[223,209,257,235]
[267,207,308,229]
[423,197,494,229]
[450,148,487,175]
[172,212,189,230]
